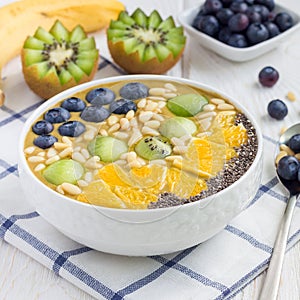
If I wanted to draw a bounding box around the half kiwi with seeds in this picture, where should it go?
[21,20,99,99]
[107,8,186,74]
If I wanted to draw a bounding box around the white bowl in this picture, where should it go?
[177,3,300,62]
[18,75,263,256]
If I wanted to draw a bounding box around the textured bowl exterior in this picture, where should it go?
[18,75,263,256]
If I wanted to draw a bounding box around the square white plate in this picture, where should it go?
[177,3,300,62]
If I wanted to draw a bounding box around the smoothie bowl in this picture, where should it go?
[18,75,263,256]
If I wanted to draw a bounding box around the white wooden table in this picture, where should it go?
[1,0,300,299]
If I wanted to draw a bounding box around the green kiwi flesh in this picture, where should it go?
[107,8,186,63]
[135,136,172,161]
[23,20,98,84]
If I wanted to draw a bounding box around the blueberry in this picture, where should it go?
[246,10,262,23]
[230,1,248,13]
[216,8,234,25]
[32,120,54,135]
[85,88,115,106]
[267,99,288,120]
[61,97,86,112]
[218,27,232,43]
[33,135,58,149]
[228,13,249,32]
[249,5,270,22]
[119,82,149,100]
[275,12,294,32]
[203,0,223,14]
[263,21,280,38]
[58,121,86,137]
[222,0,234,7]
[245,0,254,5]
[258,66,279,87]
[80,106,110,122]
[109,99,137,114]
[44,107,70,123]
[277,156,299,181]
[193,15,220,37]
[254,0,275,11]
[227,33,248,47]
[246,22,269,44]
[288,134,300,154]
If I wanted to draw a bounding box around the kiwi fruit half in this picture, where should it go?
[107,8,186,74]
[135,136,172,160]
[21,20,99,99]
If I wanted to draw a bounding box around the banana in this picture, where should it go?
[0,0,125,106]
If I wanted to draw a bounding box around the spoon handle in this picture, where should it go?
[259,193,299,300]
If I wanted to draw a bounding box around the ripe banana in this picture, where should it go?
[0,0,125,106]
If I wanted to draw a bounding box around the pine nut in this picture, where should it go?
[144,120,160,129]
[59,147,73,158]
[113,132,129,140]
[163,93,177,99]
[72,152,86,163]
[128,129,142,146]
[77,180,88,187]
[145,101,159,111]
[85,124,98,132]
[165,155,183,162]
[84,130,96,141]
[34,163,46,172]
[139,111,153,123]
[125,110,135,120]
[120,153,129,160]
[54,142,69,150]
[286,91,296,101]
[196,111,217,120]
[81,148,90,159]
[211,98,225,105]
[180,134,192,143]
[280,127,287,135]
[107,115,119,126]
[137,98,147,108]
[218,103,235,110]
[99,129,108,136]
[280,144,294,156]
[203,104,216,111]
[47,148,58,158]
[84,172,93,182]
[149,87,166,96]
[130,117,138,128]
[173,145,188,154]
[28,156,45,163]
[150,159,167,165]
[61,183,81,195]
[129,160,142,169]
[164,83,177,92]
[127,151,137,162]
[45,155,60,165]
[37,151,46,157]
[115,159,127,165]
[137,157,146,166]
[56,185,65,195]
[157,101,166,108]
[24,146,36,155]
[148,96,167,101]
[85,156,103,169]
[275,151,288,165]
[108,123,120,133]
[120,118,130,130]
[152,113,165,122]
[171,137,185,146]
[142,126,159,136]
[62,136,72,146]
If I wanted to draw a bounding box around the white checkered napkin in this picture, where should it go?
[1,56,300,300]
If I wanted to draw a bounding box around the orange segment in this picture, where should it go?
[223,123,248,147]
[77,180,126,209]
[98,163,129,187]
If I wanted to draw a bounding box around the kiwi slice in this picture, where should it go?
[21,20,99,99]
[135,136,172,161]
[167,94,208,117]
[107,8,186,74]
[43,159,84,185]
[159,117,197,139]
[88,136,128,162]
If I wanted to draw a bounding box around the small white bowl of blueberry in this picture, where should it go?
[178,0,300,61]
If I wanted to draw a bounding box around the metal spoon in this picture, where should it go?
[259,123,300,300]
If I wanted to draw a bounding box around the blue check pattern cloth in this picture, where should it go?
[1,55,300,300]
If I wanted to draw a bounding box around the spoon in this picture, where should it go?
[259,123,300,300]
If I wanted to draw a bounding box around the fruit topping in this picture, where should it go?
[58,121,86,137]
[85,88,115,106]
[88,136,128,162]
[33,134,58,149]
[109,99,137,114]
[288,134,300,154]
[135,136,172,160]
[42,159,84,185]
[167,94,208,117]
[21,20,99,99]
[277,156,299,180]
[267,99,288,120]
[107,9,186,74]
[80,106,110,122]
[119,82,149,100]
[228,13,249,32]
[61,97,86,112]
[227,33,248,47]
[193,15,220,37]
[32,120,54,135]
[258,66,279,87]
[44,107,71,123]
[159,117,197,139]
[246,22,269,44]
[275,12,294,32]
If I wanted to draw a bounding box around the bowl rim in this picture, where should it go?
[19,74,263,213]
[177,3,300,57]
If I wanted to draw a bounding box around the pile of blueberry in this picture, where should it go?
[192,0,294,48]
[277,134,300,182]
[32,82,149,149]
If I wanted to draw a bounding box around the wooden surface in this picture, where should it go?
[1,0,300,299]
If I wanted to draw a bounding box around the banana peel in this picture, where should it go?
[0,0,125,106]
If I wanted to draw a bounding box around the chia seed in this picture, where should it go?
[148,113,258,209]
